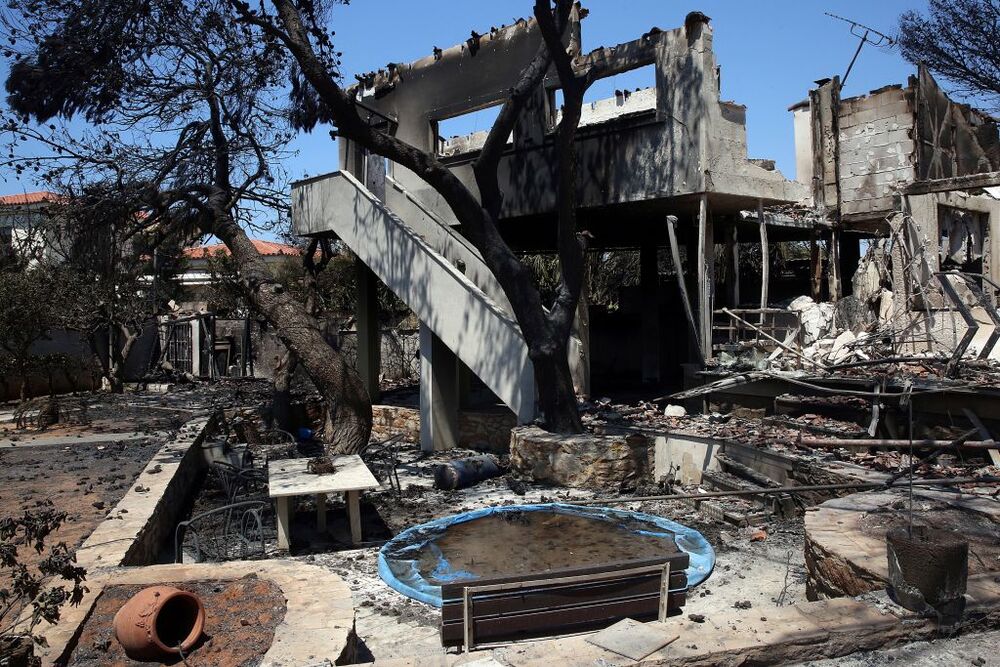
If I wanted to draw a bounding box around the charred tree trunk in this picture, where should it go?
[108,324,138,393]
[519,2,588,433]
[87,331,114,392]
[15,346,29,404]
[88,325,132,394]
[531,339,580,431]
[210,214,372,454]
[271,346,297,432]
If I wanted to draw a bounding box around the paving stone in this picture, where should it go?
[587,618,678,660]
[793,598,898,635]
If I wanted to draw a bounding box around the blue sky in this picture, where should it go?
[3,1,927,205]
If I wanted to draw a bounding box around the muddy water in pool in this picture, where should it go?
[416,511,678,584]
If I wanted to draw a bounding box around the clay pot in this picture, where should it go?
[113,585,205,661]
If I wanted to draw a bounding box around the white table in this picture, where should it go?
[267,455,380,549]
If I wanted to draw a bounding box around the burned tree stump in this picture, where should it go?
[805,487,999,601]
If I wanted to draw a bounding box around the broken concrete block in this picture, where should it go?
[828,331,857,363]
[790,296,835,345]
[663,404,687,417]
[853,260,881,305]
[789,295,816,312]
[834,295,873,332]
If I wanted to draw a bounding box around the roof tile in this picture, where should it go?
[182,239,303,259]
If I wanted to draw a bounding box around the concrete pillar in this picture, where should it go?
[419,324,459,452]
[355,258,381,401]
[190,319,201,377]
[457,358,473,409]
[758,199,769,315]
[640,241,661,385]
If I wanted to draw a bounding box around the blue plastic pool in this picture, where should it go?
[378,503,715,607]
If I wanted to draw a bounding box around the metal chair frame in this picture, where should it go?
[359,433,404,495]
[174,500,271,563]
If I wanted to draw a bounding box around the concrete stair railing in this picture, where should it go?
[292,170,537,423]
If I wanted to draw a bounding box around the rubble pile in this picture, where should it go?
[580,393,1000,482]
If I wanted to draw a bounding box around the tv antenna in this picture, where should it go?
[825,12,895,85]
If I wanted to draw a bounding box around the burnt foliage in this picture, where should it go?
[898,0,1000,109]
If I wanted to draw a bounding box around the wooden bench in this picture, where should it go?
[440,552,689,651]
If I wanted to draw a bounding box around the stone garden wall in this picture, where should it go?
[370,404,516,453]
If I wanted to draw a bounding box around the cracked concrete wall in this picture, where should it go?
[809,79,917,222]
[837,85,917,218]
[809,68,998,225]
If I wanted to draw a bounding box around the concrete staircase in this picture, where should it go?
[292,170,537,433]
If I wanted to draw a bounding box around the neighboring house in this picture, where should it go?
[0,192,91,400]
[175,239,304,313]
[0,194,314,390]
[791,68,1000,358]
[0,191,62,266]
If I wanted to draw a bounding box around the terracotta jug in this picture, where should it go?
[113,585,205,660]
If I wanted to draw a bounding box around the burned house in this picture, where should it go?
[157,240,309,380]
[292,11,811,450]
[5,5,1000,665]
[792,68,1000,362]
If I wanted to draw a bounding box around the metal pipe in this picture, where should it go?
[666,215,704,366]
[842,29,868,85]
[563,476,999,506]
[798,437,993,449]
[884,428,981,487]
[826,356,941,371]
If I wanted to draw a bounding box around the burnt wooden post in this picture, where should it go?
[666,216,704,366]
[726,223,740,308]
[758,199,769,318]
[697,194,714,362]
